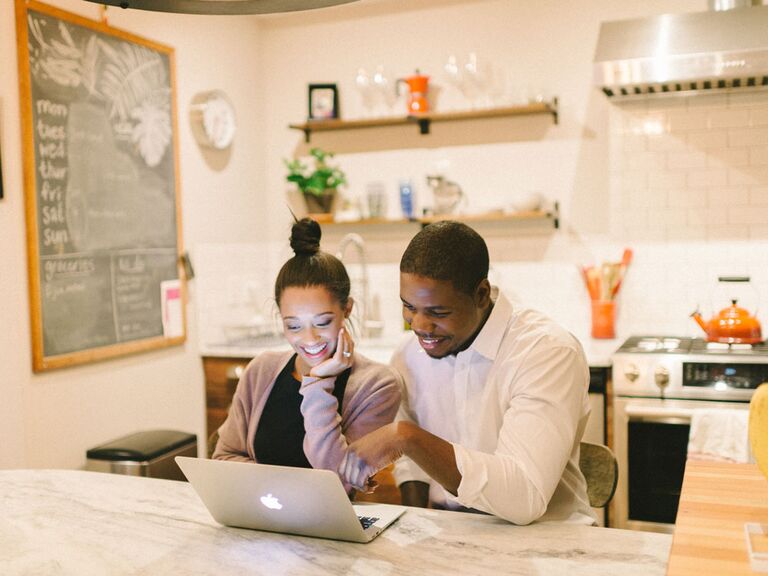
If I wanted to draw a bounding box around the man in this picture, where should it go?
[338,221,596,525]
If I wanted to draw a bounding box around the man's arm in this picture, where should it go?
[338,420,460,496]
[398,421,461,495]
[341,344,589,524]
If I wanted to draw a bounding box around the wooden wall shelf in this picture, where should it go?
[289,100,559,142]
[315,204,560,229]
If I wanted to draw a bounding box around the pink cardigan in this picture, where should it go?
[213,350,401,480]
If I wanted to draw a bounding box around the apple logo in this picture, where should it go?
[260,493,283,510]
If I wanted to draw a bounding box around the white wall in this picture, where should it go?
[199,0,768,352]
[0,0,266,469]
[5,0,768,470]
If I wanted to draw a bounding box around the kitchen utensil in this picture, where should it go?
[508,191,543,213]
[579,247,632,302]
[690,276,763,344]
[591,300,616,339]
[610,248,633,298]
[426,175,464,215]
[396,71,430,114]
[399,180,415,219]
[366,181,387,218]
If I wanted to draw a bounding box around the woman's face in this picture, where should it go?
[279,285,351,373]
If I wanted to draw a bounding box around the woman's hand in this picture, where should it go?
[338,423,404,491]
[308,327,354,379]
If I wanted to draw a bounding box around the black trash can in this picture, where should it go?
[86,429,197,481]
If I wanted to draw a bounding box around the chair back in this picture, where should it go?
[579,441,618,508]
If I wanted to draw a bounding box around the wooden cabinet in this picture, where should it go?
[202,356,250,442]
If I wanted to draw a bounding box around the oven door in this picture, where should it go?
[612,397,749,533]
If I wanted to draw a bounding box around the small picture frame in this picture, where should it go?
[308,83,339,120]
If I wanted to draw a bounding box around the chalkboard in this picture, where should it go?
[16,0,186,371]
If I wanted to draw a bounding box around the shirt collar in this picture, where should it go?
[465,290,512,361]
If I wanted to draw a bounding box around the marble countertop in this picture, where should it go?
[0,469,670,575]
[200,336,618,368]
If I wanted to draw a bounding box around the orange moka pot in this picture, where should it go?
[691,276,763,344]
[397,72,430,114]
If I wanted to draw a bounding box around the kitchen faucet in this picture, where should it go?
[335,233,381,339]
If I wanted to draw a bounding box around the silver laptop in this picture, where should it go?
[176,456,406,543]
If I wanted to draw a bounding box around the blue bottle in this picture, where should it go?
[399,180,415,220]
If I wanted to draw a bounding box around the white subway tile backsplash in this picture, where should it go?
[686,169,728,188]
[687,207,722,226]
[752,108,768,126]
[687,130,728,149]
[709,108,751,129]
[626,151,666,171]
[728,165,768,186]
[667,150,708,170]
[707,225,750,240]
[728,91,768,108]
[689,94,728,108]
[668,109,709,131]
[707,148,750,168]
[751,187,768,204]
[648,170,686,189]
[750,147,768,166]
[622,133,647,152]
[708,186,749,206]
[626,228,668,242]
[630,188,668,209]
[668,188,707,208]
[728,205,768,224]
[653,207,688,227]
[667,226,704,241]
[647,134,687,153]
[729,127,768,147]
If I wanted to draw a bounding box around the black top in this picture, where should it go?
[253,354,350,468]
[86,430,197,462]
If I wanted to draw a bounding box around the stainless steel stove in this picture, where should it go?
[611,335,768,532]
[613,335,768,402]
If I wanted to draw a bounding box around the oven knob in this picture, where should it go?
[624,364,640,382]
[654,366,670,389]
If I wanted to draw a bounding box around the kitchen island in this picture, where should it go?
[0,469,670,575]
[667,460,768,576]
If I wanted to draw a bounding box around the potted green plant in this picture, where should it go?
[284,147,347,215]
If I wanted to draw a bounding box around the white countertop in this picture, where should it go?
[0,469,671,575]
[200,335,618,367]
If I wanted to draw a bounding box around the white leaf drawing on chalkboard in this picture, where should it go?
[28,15,82,87]
[131,100,171,167]
[98,41,171,167]
[80,36,100,97]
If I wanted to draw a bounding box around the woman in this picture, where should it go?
[213,218,401,491]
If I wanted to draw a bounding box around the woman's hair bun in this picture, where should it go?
[289,217,322,256]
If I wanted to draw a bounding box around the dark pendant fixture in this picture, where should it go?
[85,0,359,15]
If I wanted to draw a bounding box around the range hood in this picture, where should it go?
[594,3,768,97]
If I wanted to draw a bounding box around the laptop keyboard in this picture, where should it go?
[357,515,380,530]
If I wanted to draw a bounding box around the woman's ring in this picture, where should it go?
[343,350,352,358]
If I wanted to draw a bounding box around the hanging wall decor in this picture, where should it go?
[15,0,186,371]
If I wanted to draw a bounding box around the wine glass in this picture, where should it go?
[354,68,374,118]
[443,54,465,110]
[463,52,489,108]
[371,65,395,116]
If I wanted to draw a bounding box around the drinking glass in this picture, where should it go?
[354,68,374,118]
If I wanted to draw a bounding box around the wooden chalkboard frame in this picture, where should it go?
[16,0,186,371]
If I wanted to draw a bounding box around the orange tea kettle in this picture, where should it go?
[690,276,763,344]
[397,70,429,114]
